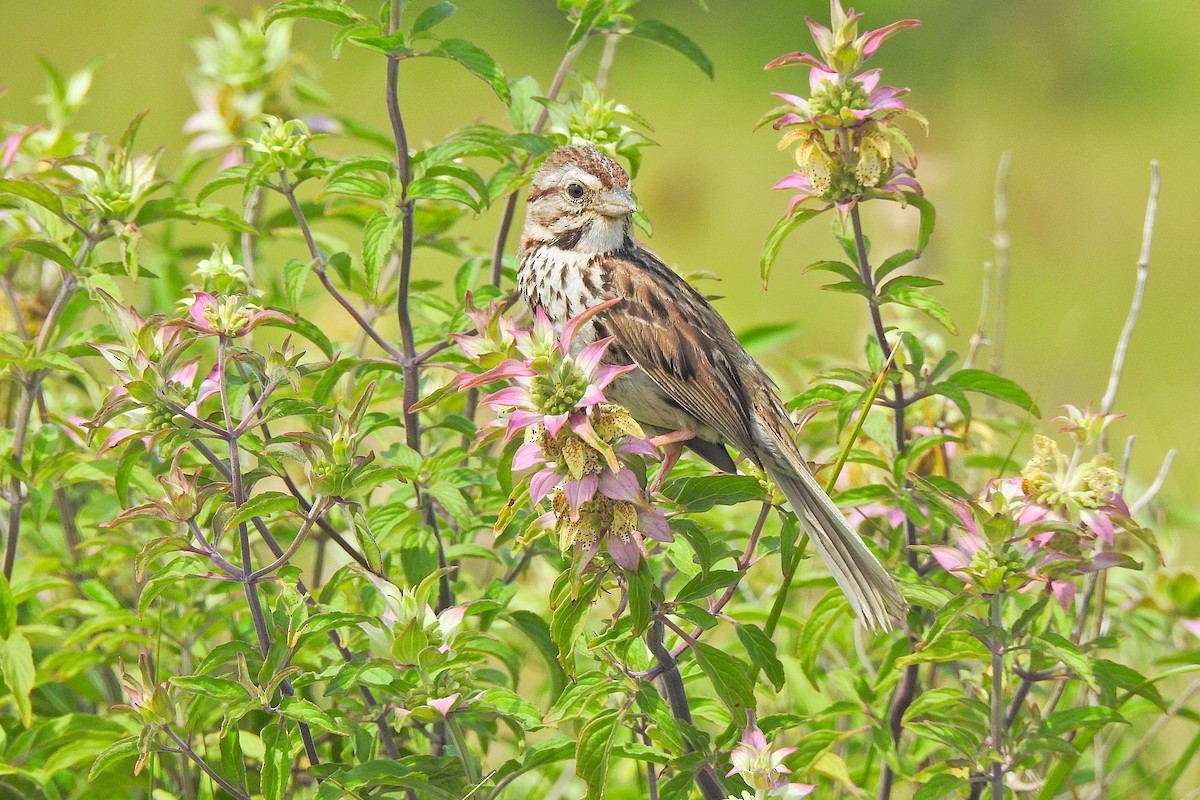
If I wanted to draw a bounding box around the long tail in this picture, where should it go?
[767,462,907,631]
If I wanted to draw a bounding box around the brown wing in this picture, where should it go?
[596,244,772,457]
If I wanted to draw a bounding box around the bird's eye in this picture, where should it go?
[566,182,585,200]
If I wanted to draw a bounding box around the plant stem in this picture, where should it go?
[646,618,725,800]
[3,380,36,580]
[277,172,404,362]
[989,592,1005,800]
[2,231,92,579]
[488,42,583,287]
[989,152,1011,386]
[248,497,327,582]
[386,0,451,613]
[847,203,920,800]
[216,336,320,768]
[444,713,479,784]
[1099,161,1160,443]
[164,726,252,800]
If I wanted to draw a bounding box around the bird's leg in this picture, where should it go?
[648,429,694,494]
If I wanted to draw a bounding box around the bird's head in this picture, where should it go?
[522,145,636,253]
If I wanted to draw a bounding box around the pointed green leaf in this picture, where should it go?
[412,1,455,33]
[361,211,398,297]
[629,20,714,78]
[761,208,824,286]
[260,721,293,800]
[735,622,785,691]
[946,369,1039,416]
[0,631,35,727]
[693,642,755,715]
[429,39,509,103]
[887,284,958,334]
[567,0,606,49]
[576,706,627,800]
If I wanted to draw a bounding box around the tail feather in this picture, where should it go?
[768,463,907,630]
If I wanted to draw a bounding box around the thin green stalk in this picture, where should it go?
[990,592,1005,800]
[759,342,897,646]
[386,0,450,612]
[444,713,479,785]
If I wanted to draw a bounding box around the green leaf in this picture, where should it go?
[897,631,990,667]
[493,736,575,784]
[906,192,936,252]
[507,609,567,695]
[567,0,606,49]
[13,239,76,270]
[476,687,543,730]
[550,575,600,670]
[0,178,67,219]
[874,248,918,282]
[661,475,766,512]
[887,285,958,334]
[576,706,626,800]
[914,773,969,800]
[674,569,740,604]
[220,728,249,788]
[831,484,892,508]
[803,259,860,283]
[799,590,850,685]
[361,211,398,297]
[429,39,509,103]
[407,176,481,210]
[930,382,972,427]
[279,696,349,735]
[264,0,361,28]
[693,642,755,715]
[88,736,140,782]
[134,198,256,233]
[412,1,455,33]
[134,535,190,582]
[349,508,383,573]
[260,722,292,800]
[946,369,1039,416]
[1042,705,1125,737]
[0,631,35,727]
[283,258,312,309]
[735,622,785,691]
[226,491,298,532]
[296,611,374,644]
[761,208,824,286]
[879,274,943,297]
[170,675,252,701]
[738,322,800,353]
[629,20,714,78]
[349,30,410,56]
[1035,632,1099,690]
[0,574,14,639]
[627,562,653,636]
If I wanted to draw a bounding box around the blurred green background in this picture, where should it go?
[3,1,1196,551]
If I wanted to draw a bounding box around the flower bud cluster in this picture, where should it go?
[763,1,925,214]
[194,244,252,295]
[453,300,671,572]
[247,114,314,171]
[925,407,1145,608]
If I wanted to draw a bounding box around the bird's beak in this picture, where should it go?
[598,186,637,218]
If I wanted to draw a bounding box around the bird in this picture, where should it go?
[516,144,907,630]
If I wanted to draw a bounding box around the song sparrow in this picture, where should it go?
[517,145,906,630]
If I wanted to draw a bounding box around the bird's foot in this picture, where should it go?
[647,429,693,495]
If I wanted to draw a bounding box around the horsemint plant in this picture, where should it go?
[0,2,1192,800]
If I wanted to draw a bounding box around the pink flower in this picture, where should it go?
[169,291,293,339]
[427,693,460,717]
[727,721,814,797]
